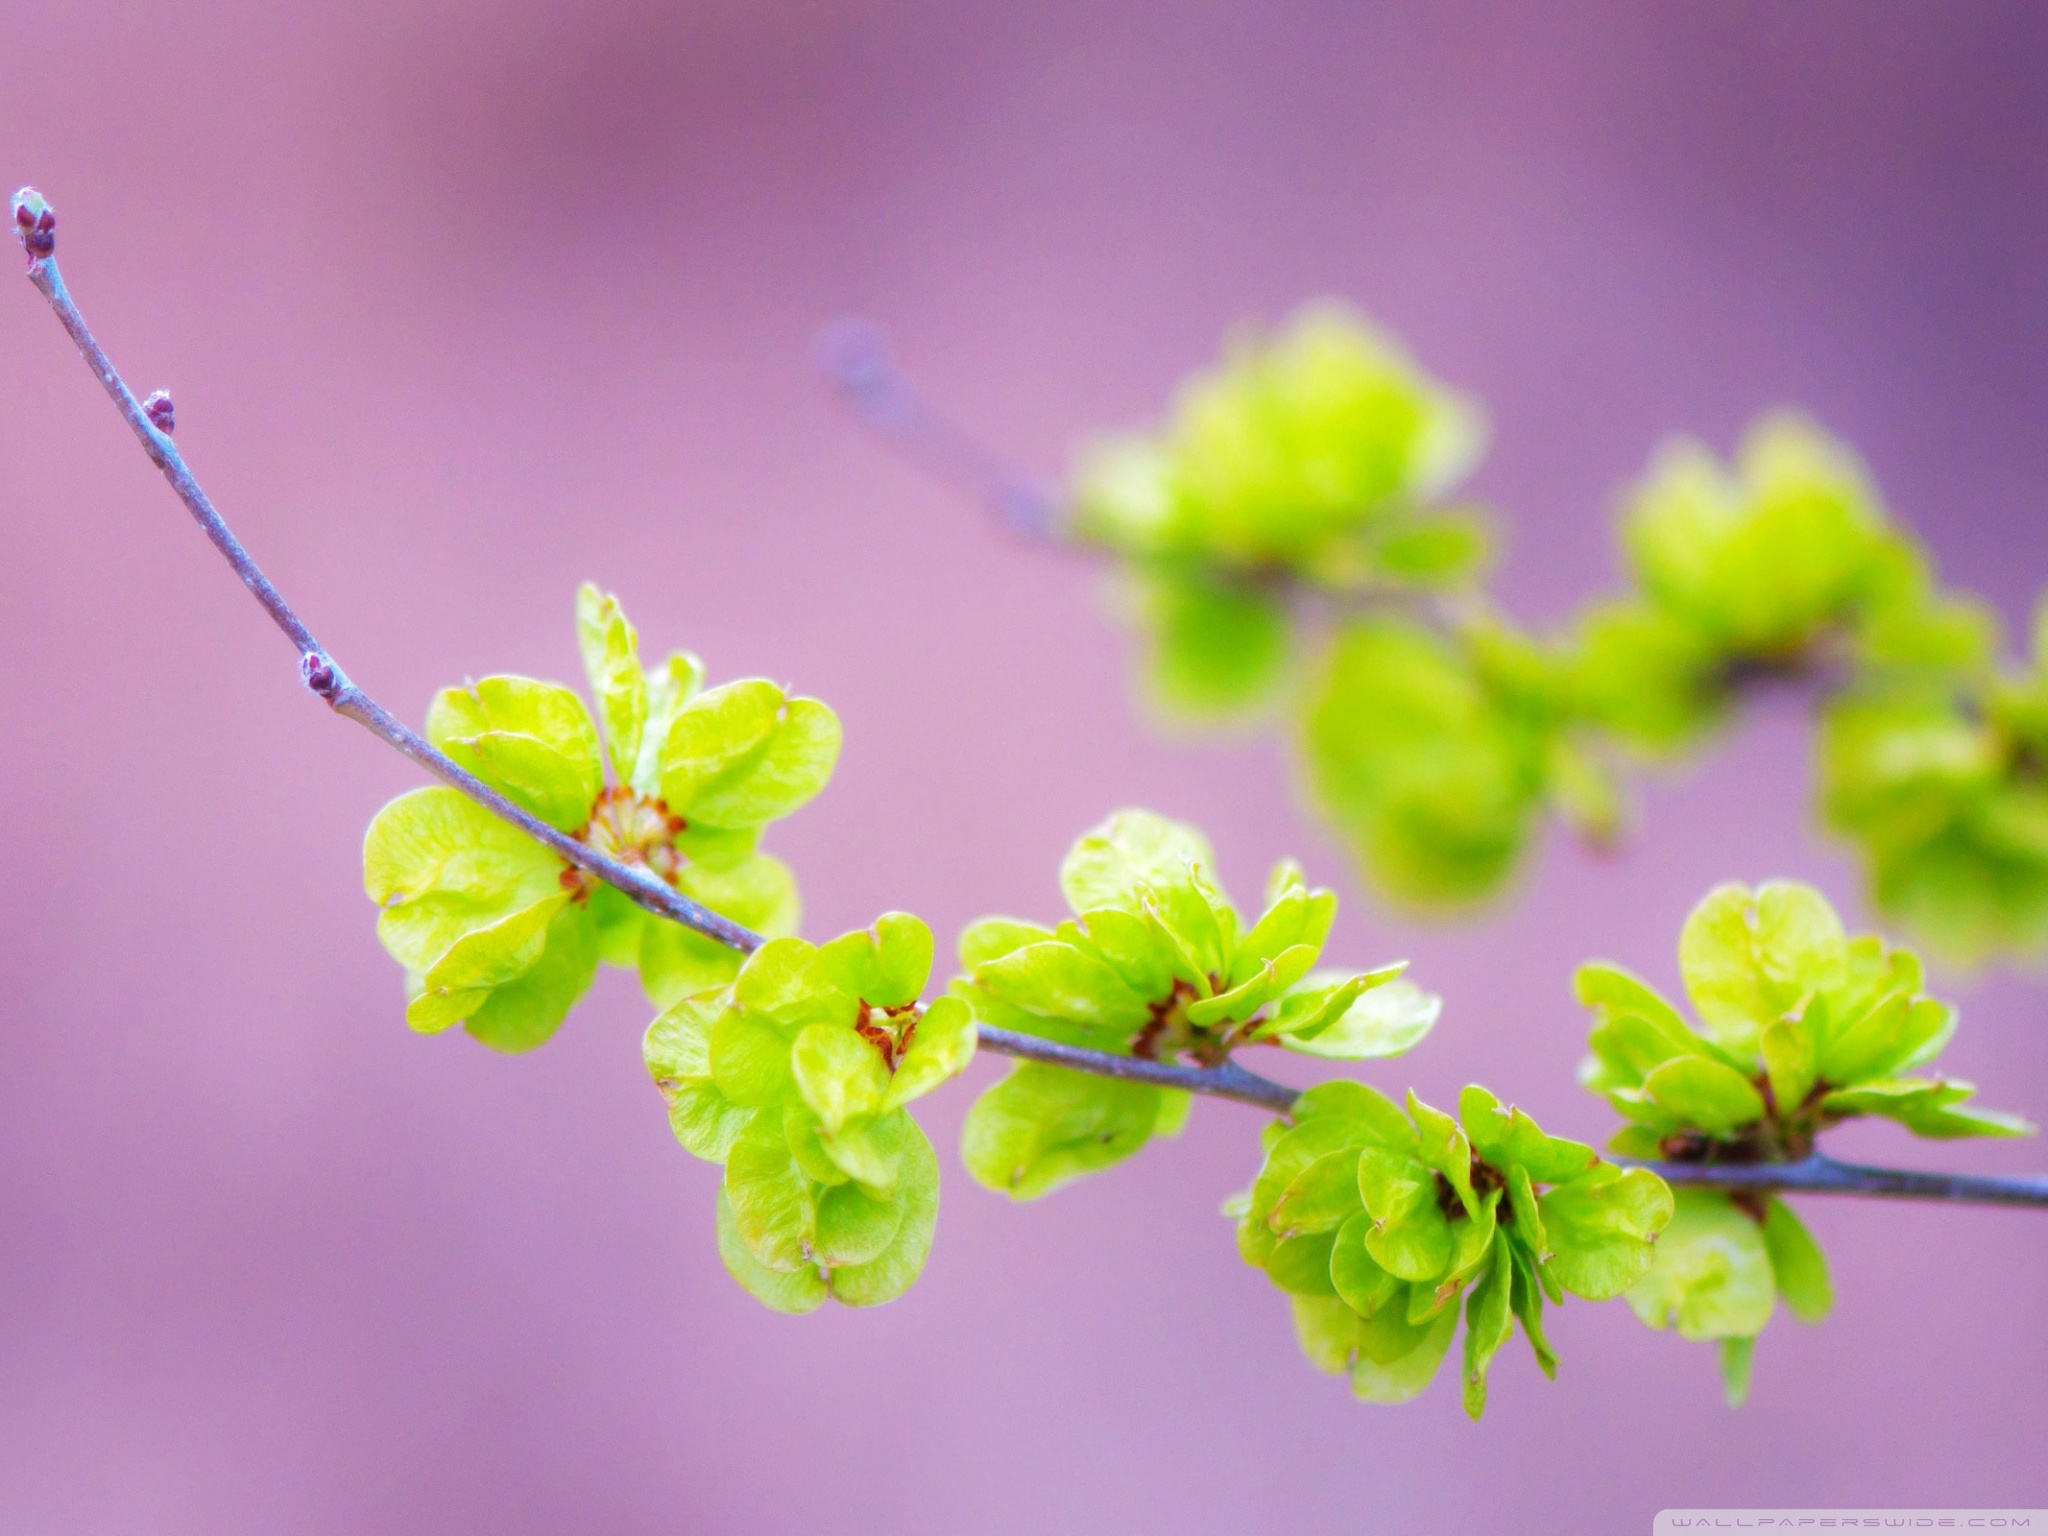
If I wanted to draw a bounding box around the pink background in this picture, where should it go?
[4,3,2046,1529]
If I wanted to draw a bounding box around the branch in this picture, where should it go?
[26,195,2048,1212]
[1636,1154,2048,1209]
[10,189,1272,1099]
[17,191,764,956]
[974,1026,1301,1112]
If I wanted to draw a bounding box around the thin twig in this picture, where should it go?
[974,1026,1301,1112]
[19,203,763,954]
[815,318,1066,540]
[814,319,1491,640]
[23,196,2048,1212]
[11,190,1264,1092]
[1635,1154,2048,1209]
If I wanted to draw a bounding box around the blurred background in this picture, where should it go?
[3,3,2046,1530]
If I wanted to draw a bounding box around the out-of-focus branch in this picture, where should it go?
[815,318,1065,540]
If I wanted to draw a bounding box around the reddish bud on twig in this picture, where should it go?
[12,188,55,259]
[300,651,339,698]
[144,390,176,435]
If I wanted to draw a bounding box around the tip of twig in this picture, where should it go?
[143,390,176,435]
[12,187,55,260]
[812,317,913,427]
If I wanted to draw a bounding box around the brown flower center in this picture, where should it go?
[560,786,687,898]
[856,1000,921,1073]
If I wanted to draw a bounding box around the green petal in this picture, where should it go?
[1263,1233,1340,1297]
[1185,943,1320,1026]
[814,1178,904,1268]
[723,1109,818,1272]
[817,1107,915,1191]
[462,901,599,1052]
[1363,1201,1455,1284]
[404,893,566,1035]
[1277,976,1438,1060]
[1507,1241,1558,1379]
[957,917,1058,970]
[588,884,647,968]
[1408,1090,1475,1214]
[628,650,706,798]
[1539,1166,1674,1301]
[1677,881,1847,1054]
[1761,1011,1819,1114]
[1354,1141,1438,1229]
[657,680,841,830]
[971,940,1153,1033]
[1641,1057,1767,1134]
[1461,1234,1515,1420]
[1231,882,1339,987]
[644,990,756,1162]
[1350,1295,1460,1405]
[884,995,977,1110]
[1624,1189,1775,1340]
[365,787,567,973]
[1761,1198,1832,1324]
[1139,571,1293,718]
[1301,617,1548,908]
[1505,1165,1548,1259]
[1329,1212,1403,1318]
[1720,1335,1756,1408]
[575,583,650,780]
[1242,1118,1372,1267]
[716,1188,825,1314]
[785,1107,851,1187]
[1291,1080,1417,1151]
[827,1117,940,1307]
[815,911,933,1009]
[710,1008,799,1108]
[1058,808,1220,916]
[1289,1294,1365,1377]
[1818,992,1955,1088]
[1154,1088,1193,1137]
[960,1064,1159,1200]
[1456,1086,1600,1186]
[790,1022,890,1133]
[426,675,604,832]
[1267,1148,1366,1239]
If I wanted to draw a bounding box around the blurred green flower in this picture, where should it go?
[1069,304,1491,718]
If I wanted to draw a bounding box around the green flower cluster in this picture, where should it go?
[1573,414,1986,752]
[1578,879,2032,1402]
[1061,304,2048,960]
[1067,304,1490,716]
[954,810,1437,1198]
[362,586,836,1050]
[1820,604,2048,962]
[1233,1081,1672,1418]
[1301,416,1996,913]
[1301,612,1603,907]
[644,914,976,1311]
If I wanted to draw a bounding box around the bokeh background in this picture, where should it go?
[4,3,2047,1530]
